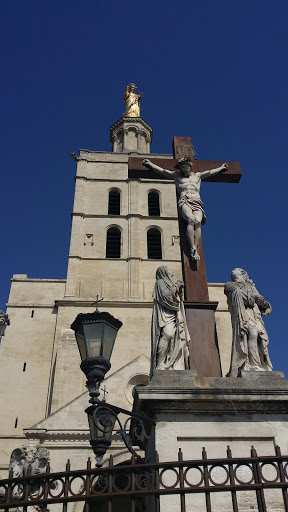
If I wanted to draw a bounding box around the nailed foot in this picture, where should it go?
[190,250,200,262]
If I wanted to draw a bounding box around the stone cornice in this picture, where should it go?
[135,372,288,416]
[55,300,154,308]
[74,176,175,184]
[140,399,288,415]
[23,429,126,444]
[110,116,153,134]
[10,278,66,283]
[67,256,181,262]
[71,212,178,221]
[78,149,172,158]
[24,429,90,441]
[75,176,128,182]
[7,304,58,309]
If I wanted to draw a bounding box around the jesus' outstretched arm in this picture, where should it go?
[200,163,228,180]
[143,159,174,179]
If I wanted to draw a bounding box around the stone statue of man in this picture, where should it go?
[151,266,190,377]
[225,268,273,377]
[143,157,228,263]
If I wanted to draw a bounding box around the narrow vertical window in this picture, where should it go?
[31,310,34,318]
[23,362,26,372]
[14,417,18,428]
[148,191,160,216]
[147,228,162,259]
[106,227,121,258]
[108,190,120,215]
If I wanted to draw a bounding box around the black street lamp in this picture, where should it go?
[71,310,122,404]
[71,308,154,467]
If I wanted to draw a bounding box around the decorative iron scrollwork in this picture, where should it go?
[88,399,155,466]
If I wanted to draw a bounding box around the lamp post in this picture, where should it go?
[71,308,154,467]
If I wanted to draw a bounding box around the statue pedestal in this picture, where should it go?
[135,370,288,460]
[134,371,288,511]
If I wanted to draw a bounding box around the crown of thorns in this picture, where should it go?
[175,157,193,169]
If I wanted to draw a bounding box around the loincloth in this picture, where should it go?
[178,196,206,225]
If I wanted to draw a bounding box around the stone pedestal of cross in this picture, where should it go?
[128,139,241,376]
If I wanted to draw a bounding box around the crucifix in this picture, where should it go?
[128,137,241,377]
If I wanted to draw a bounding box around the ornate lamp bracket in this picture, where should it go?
[86,398,155,467]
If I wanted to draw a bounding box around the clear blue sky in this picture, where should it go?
[1,1,287,374]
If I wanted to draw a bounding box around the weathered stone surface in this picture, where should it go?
[110,116,152,153]
[151,267,189,374]
[134,370,288,477]
[0,311,10,337]
[225,268,273,377]
[135,370,288,415]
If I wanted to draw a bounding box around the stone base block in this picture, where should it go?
[134,370,288,461]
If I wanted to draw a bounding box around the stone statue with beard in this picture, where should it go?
[225,268,273,377]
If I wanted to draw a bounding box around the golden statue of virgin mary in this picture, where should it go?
[123,83,143,117]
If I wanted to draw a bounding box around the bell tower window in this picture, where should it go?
[148,191,160,216]
[147,228,162,259]
[108,190,120,215]
[106,227,121,258]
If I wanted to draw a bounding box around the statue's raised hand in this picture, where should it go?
[222,163,229,172]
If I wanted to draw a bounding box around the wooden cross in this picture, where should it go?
[128,138,241,377]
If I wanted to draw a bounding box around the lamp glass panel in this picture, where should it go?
[75,332,86,361]
[94,409,116,441]
[83,322,104,358]
[102,323,118,361]
[88,411,96,439]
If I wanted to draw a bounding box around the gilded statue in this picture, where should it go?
[123,83,143,117]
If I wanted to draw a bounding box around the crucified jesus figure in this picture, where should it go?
[143,157,228,263]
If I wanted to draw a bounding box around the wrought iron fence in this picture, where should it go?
[1,445,288,512]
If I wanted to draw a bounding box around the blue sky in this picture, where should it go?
[1,1,287,374]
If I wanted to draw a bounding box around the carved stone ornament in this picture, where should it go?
[84,233,94,246]
[225,268,273,377]
[151,266,190,377]
[171,235,180,246]
[5,445,57,502]
[9,445,51,477]
[0,310,10,337]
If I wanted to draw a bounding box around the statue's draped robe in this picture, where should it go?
[124,92,140,117]
[151,270,190,376]
[225,281,273,377]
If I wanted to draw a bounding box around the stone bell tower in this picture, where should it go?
[110,116,153,154]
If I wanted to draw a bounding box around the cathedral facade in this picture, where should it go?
[0,105,232,477]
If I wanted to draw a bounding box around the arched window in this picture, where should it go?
[108,189,120,215]
[147,228,162,259]
[148,191,160,216]
[106,227,121,258]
